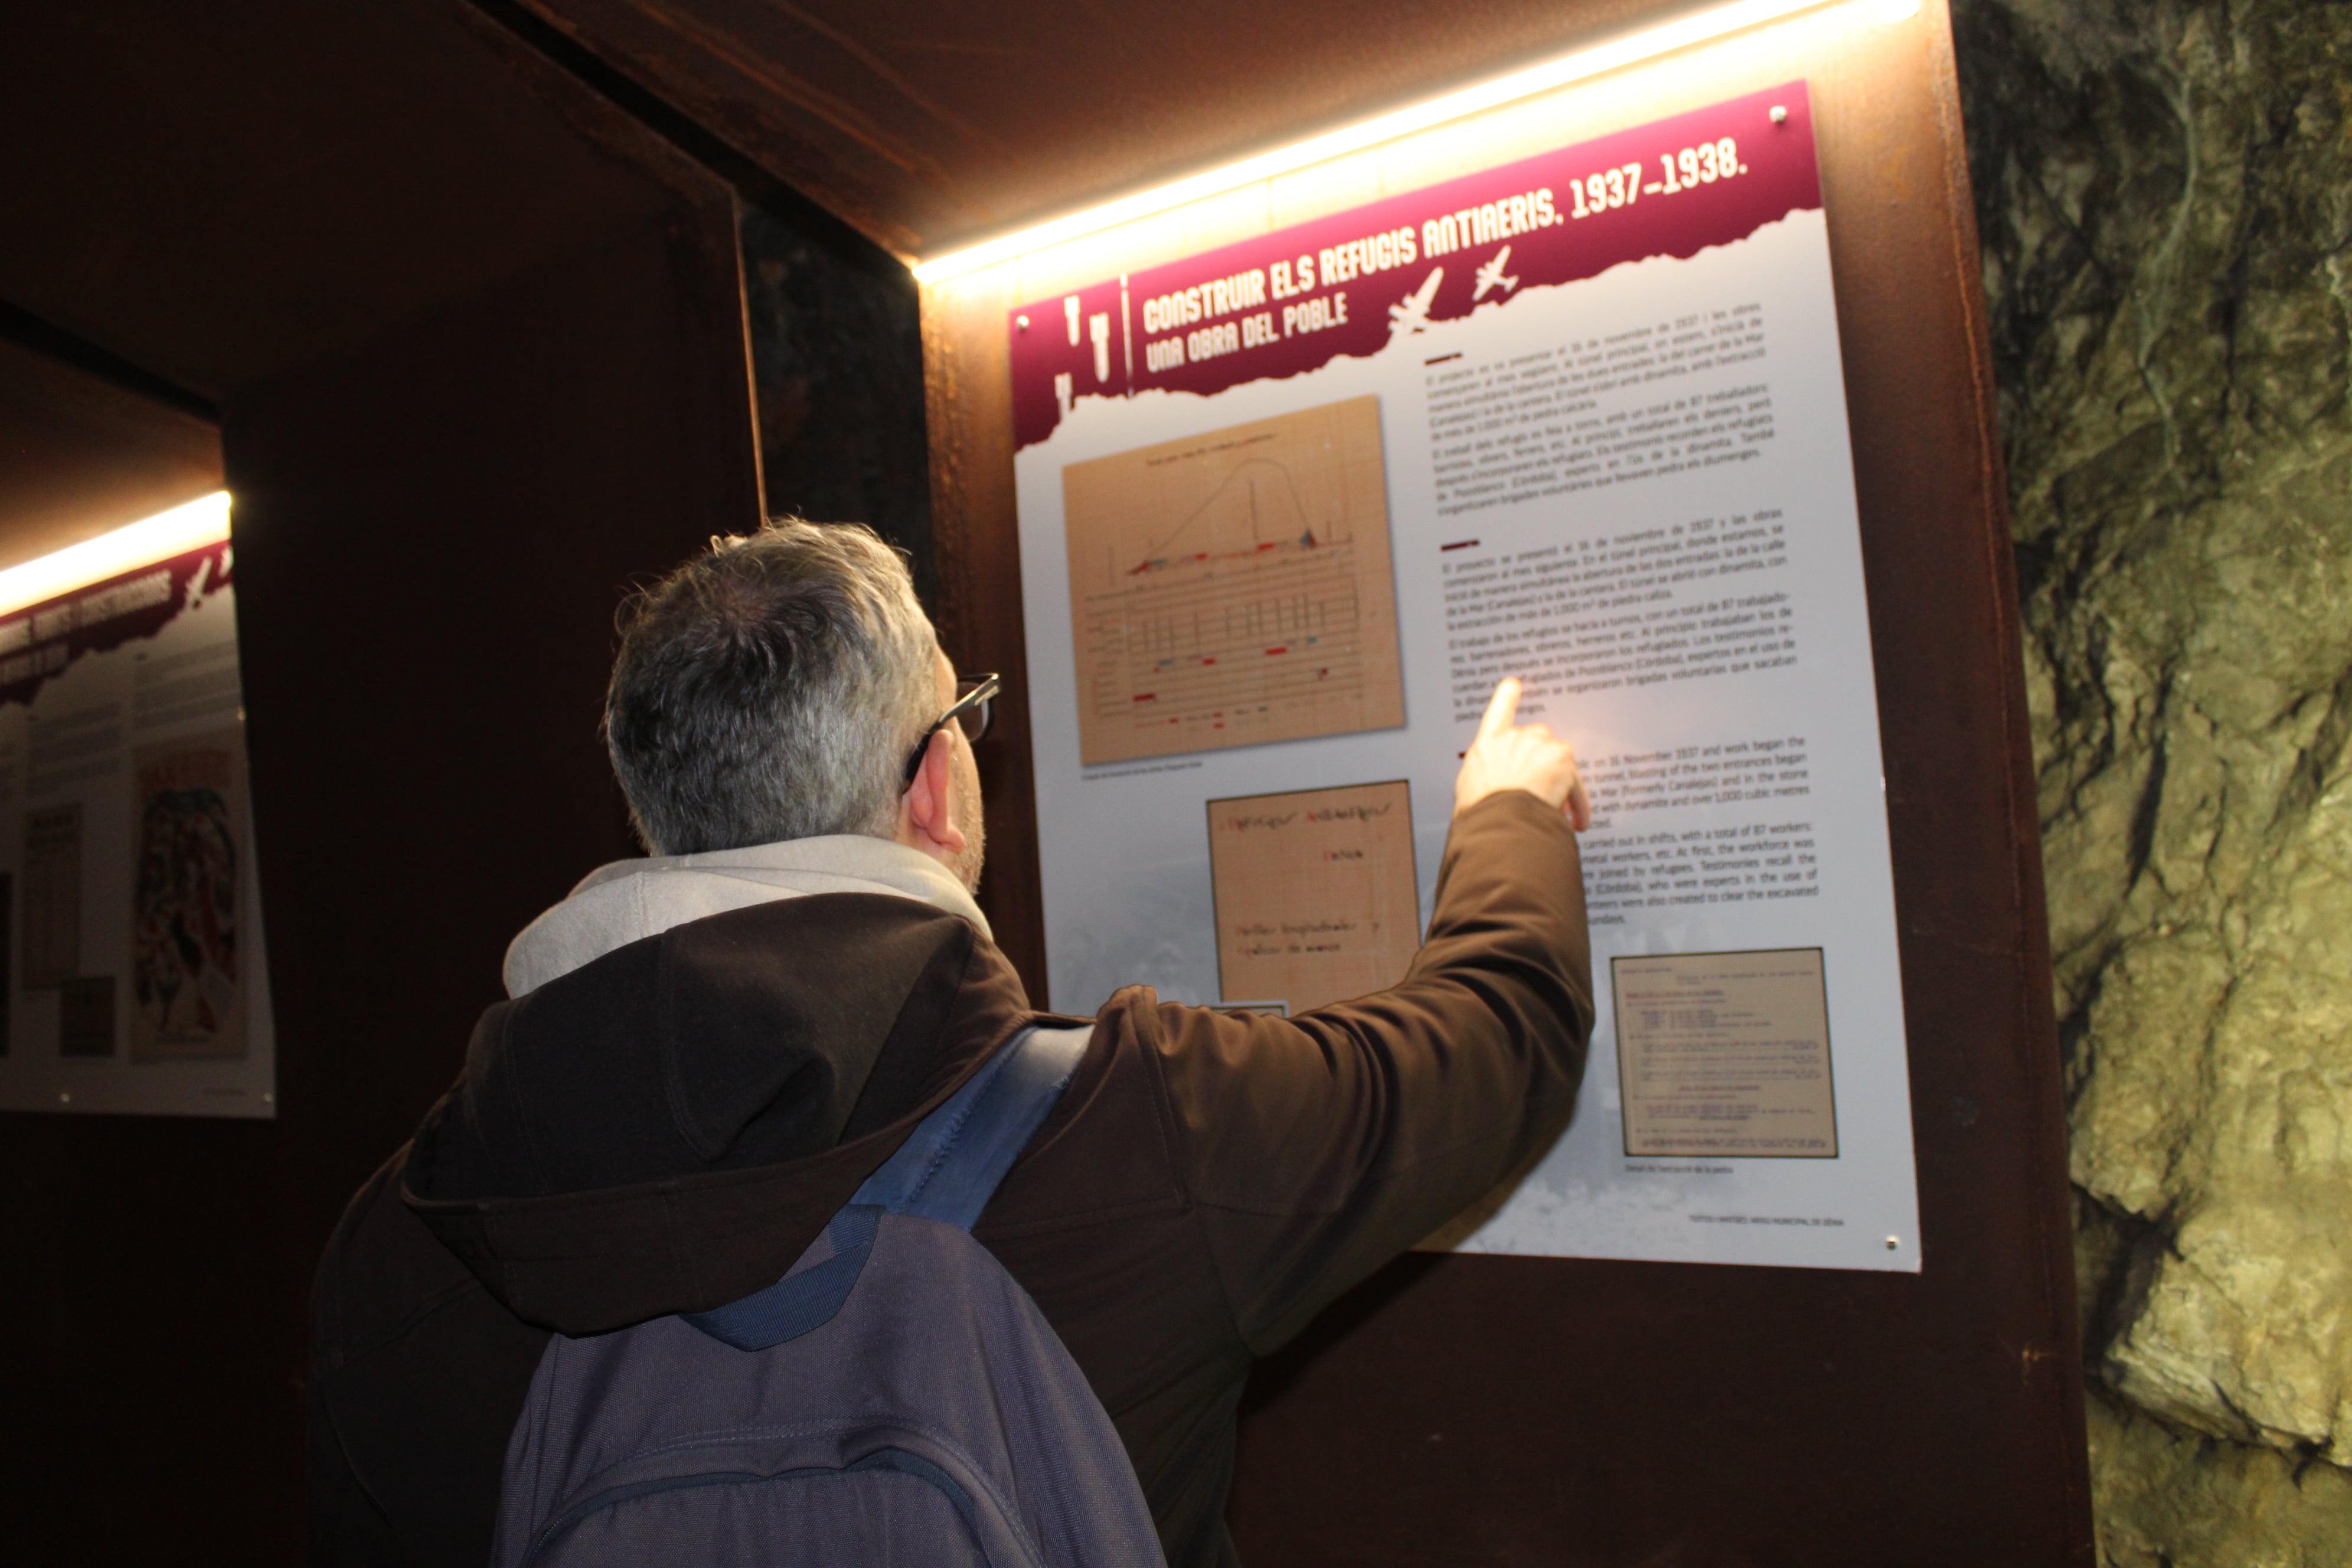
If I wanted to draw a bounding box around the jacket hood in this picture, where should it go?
[403,886,1038,1335]
[501,834,992,998]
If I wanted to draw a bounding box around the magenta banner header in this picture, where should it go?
[1009,82,1819,450]
[0,541,233,708]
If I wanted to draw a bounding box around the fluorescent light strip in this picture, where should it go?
[0,491,233,619]
[914,0,1839,282]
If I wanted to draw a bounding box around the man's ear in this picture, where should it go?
[901,728,967,857]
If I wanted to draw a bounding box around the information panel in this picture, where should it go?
[1009,84,1919,1271]
[0,525,275,1118]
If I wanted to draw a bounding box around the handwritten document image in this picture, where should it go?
[1612,948,1837,1157]
[1207,779,1419,1012]
[1062,395,1404,765]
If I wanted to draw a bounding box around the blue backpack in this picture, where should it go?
[491,1024,1166,1568]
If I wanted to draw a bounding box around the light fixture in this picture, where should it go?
[913,0,1844,283]
[0,490,232,619]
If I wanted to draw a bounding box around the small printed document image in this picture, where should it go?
[23,803,81,989]
[1061,394,1404,765]
[1207,779,1419,1014]
[1612,948,1837,1158]
[128,729,246,1061]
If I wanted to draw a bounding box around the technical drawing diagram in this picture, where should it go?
[1060,396,1405,765]
[1473,244,1520,301]
[1387,268,1443,337]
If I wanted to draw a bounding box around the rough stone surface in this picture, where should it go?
[2086,1389,2352,1566]
[1954,0,2352,1558]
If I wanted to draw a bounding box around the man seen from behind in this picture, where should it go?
[309,518,1596,1567]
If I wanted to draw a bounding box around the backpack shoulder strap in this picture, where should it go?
[682,1021,1091,1351]
[850,1021,1092,1229]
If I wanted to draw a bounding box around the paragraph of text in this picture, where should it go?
[1425,303,1775,516]
[1442,514,1794,718]
[1581,813,1819,926]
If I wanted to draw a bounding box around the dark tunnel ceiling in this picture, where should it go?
[0,1,690,400]
[0,0,1669,400]
[520,0,1670,259]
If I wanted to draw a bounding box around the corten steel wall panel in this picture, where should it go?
[0,0,677,401]
[920,2,2090,1562]
[514,0,1679,258]
[0,336,223,570]
[0,1118,290,1556]
[0,202,760,1564]
[226,198,764,1338]
[922,279,1049,989]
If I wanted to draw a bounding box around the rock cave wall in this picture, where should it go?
[1951,0,2352,1560]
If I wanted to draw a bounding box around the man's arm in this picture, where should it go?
[1121,680,1596,1353]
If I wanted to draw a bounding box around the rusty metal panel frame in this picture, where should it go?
[920,3,2090,1559]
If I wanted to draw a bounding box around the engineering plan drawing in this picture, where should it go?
[1007,84,1921,1272]
[1062,397,1404,765]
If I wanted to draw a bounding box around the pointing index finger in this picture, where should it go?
[1477,677,1521,743]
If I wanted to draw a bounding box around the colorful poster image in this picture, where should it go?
[128,729,244,1061]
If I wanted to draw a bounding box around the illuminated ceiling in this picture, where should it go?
[515,0,1676,260]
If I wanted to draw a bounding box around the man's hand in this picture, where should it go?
[1453,677,1592,829]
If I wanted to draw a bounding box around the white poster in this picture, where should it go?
[0,512,275,1118]
[1006,84,1917,1271]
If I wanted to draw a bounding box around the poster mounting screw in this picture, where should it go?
[1016,315,1030,331]
[1770,105,1788,125]
[58,1091,71,1103]
[1885,1235,1901,1250]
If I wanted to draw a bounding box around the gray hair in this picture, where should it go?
[605,520,938,855]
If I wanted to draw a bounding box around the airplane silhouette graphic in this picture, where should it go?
[1472,246,1520,302]
[1387,267,1443,336]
